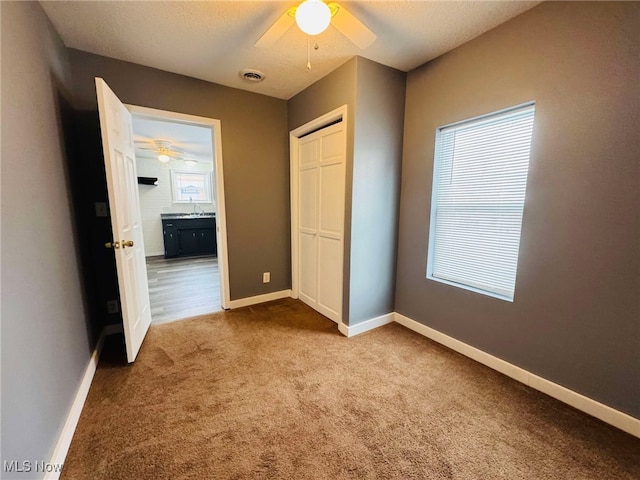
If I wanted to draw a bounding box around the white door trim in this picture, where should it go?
[289,105,348,314]
[125,104,231,309]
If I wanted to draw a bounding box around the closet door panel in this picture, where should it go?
[317,236,342,317]
[319,162,344,235]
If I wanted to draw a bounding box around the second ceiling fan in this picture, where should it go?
[255,0,377,50]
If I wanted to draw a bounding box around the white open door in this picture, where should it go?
[96,78,152,362]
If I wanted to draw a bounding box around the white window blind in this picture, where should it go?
[427,103,535,301]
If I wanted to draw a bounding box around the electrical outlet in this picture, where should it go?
[106,300,119,314]
[94,202,108,217]
[263,272,270,283]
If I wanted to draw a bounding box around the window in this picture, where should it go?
[170,170,213,203]
[427,103,536,301]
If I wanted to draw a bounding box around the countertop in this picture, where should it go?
[161,213,216,220]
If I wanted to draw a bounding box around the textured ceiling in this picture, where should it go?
[41,1,541,100]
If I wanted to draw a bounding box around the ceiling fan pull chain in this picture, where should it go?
[307,34,312,70]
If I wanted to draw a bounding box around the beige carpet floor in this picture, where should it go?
[61,298,640,479]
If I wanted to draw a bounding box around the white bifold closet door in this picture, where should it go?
[297,121,345,323]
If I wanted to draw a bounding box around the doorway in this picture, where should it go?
[290,105,347,324]
[127,105,230,324]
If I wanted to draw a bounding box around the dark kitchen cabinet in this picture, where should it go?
[163,221,178,257]
[199,228,217,255]
[161,215,216,258]
[178,229,201,255]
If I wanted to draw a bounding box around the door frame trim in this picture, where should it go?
[289,105,348,312]
[125,104,231,309]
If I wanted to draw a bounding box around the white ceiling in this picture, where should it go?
[132,116,214,163]
[41,1,541,100]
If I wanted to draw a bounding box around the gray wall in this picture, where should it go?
[288,58,406,325]
[288,58,357,321]
[1,2,93,475]
[396,1,640,417]
[350,58,405,325]
[69,49,290,300]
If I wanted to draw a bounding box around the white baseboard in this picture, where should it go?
[394,312,640,438]
[44,327,112,479]
[228,289,292,309]
[338,312,395,338]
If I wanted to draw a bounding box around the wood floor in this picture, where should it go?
[146,255,222,325]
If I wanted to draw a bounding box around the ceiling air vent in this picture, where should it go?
[240,69,265,82]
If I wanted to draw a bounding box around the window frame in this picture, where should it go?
[426,102,536,302]
[170,169,213,204]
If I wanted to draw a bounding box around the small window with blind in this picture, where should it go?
[427,103,536,301]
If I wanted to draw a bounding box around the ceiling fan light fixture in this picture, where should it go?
[158,154,170,163]
[295,0,331,36]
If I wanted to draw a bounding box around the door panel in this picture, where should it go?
[124,155,137,229]
[126,254,139,329]
[299,232,317,302]
[299,168,318,230]
[300,138,319,166]
[317,236,342,316]
[321,129,344,159]
[319,162,344,234]
[96,78,152,363]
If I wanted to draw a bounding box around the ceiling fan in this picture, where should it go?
[255,0,377,50]
[135,139,184,163]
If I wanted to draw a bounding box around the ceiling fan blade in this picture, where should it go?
[255,8,296,49]
[330,2,376,49]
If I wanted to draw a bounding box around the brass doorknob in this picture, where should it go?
[105,241,120,249]
[122,240,134,248]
